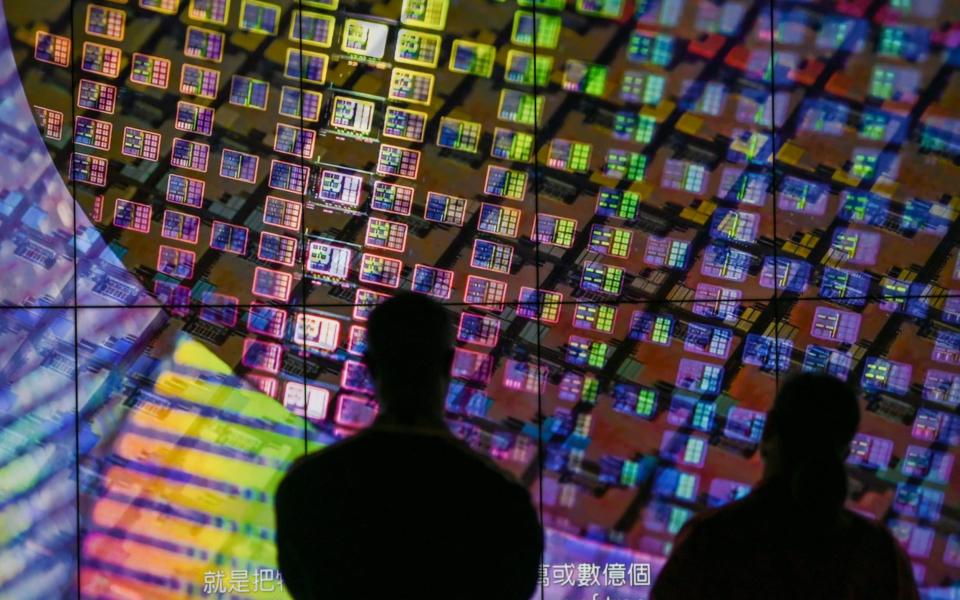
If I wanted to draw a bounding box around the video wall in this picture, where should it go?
[1,0,960,596]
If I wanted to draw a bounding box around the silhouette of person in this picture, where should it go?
[275,293,544,600]
[652,373,919,600]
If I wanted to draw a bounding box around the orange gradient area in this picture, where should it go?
[80,567,190,600]
[92,497,275,563]
[115,432,282,491]
[84,532,211,588]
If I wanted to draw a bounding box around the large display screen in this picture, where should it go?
[1,0,959,596]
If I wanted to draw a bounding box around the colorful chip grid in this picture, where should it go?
[9,0,960,593]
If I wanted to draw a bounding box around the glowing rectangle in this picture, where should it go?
[612,384,657,419]
[121,127,162,161]
[248,303,288,338]
[470,239,513,274]
[179,64,220,99]
[922,370,960,407]
[811,307,862,344]
[258,231,298,266]
[547,139,592,172]
[400,0,448,30]
[437,117,482,152]
[359,253,402,288]
[86,4,126,40]
[452,348,494,383]
[239,0,281,35]
[424,192,467,226]
[74,117,113,150]
[701,245,752,282]
[81,42,122,78]
[383,107,427,142]
[284,383,331,420]
[269,160,310,194]
[644,237,690,269]
[220,149,259,183]
[330,96,376,134]
[449,40,495,77]
[388,68,435,105]
[166,174,205,208]
[189,0,230,24]
[129,53,171,88]
[458,313,500,347]
[228,75,269,109]
[347,326,367,355]
[279,86,322,121]
[725,408,765,443]
[412,265,454,299]
[113,199,152,233]
[263,195,302,231]
[365,218,408,252]
[184,26,225,62]
[395,29,442,67]
[290,10,335,47]
[517,288,562,323]
[70,153,109,187]
[498,89,542,126]
[533,213,577,248]
[604,149,647,180]
[596,187,640,219]
[34,106,64,140]
[157,245,196,279]
[477,203,521,238]
[306,241,352,280]
[161,210,201,244]
[463,275,507,310]
[341,361,375,395]
[252,267,293,300]
[77,79,117,114]
[199,300,240,327]
[293,313,341,351]
[242,338,283,373]
[376,144,420,179]
[742,334,791,370]
[34,31,70,67]
[317,170,363,207]
[141,0,179,14]
[580,263,625,295]
[372,181,415,216]
[589,224,632,258]
[484,165,527,200]
[210,221,249,254]
[353,288,388,320]
[175,101,215,135]
[341,19,389,59]
[684,324,734,359]
[573,303,617,334]
[285,49,328,83]
[802,346,853,379]
[491,128,534,162]
[504,50,552,87]
[512,11,561,48]
[170,138,210,172]
[565,58,609,97]
[336,395,378,428]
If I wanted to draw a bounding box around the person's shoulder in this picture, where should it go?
[280,431,376,481]
[842,509,903,548]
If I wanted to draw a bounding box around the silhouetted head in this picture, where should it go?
[761,373,860,515]
[364,293,455,425]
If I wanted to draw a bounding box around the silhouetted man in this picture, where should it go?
[652,373,919,600]
[275,293,544,599]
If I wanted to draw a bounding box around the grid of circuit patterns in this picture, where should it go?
[22,0,960,590]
